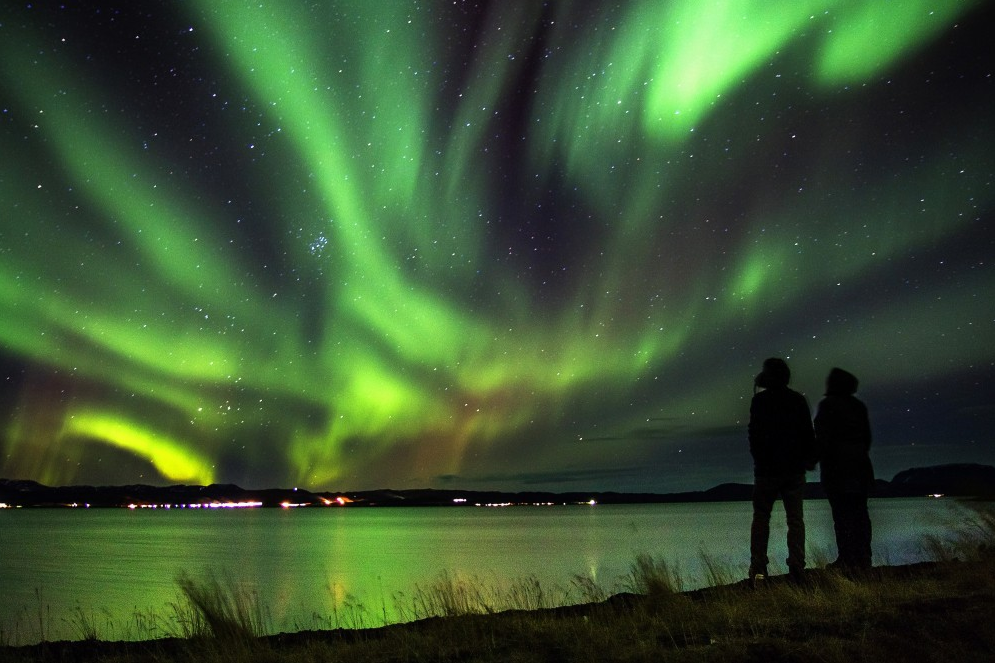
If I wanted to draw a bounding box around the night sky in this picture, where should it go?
[1,1,992,494]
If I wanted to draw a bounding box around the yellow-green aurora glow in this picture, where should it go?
[1,0,992,491]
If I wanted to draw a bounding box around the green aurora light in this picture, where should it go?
[0,0,992,491]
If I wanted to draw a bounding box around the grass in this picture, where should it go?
[922,501,995,562]
[174,570,269,642]
[625,552,684,596]
[3,503,994,662]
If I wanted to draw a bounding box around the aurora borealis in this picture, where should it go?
[1,0,992,493]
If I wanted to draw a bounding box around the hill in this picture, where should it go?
[2,463,992,508]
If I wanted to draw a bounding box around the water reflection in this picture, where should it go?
[0,499,967,644]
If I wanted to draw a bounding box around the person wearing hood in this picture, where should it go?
[747,357,817,584]
[815,367,874,571]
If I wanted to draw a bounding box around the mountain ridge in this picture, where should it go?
[1,463,992,508]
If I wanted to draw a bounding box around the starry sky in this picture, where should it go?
[1,1,992,494]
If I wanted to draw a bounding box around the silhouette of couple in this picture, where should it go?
[748,358,873,584]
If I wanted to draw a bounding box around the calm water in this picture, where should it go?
[0,498,968,643]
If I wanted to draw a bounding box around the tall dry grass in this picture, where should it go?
[922,500,995,562]
[174,570,268,642]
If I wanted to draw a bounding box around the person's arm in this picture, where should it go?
[800,395,817,469]
[859,400,872,452]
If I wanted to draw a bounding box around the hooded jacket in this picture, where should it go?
[815,368,874,491]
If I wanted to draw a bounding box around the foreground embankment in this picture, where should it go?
[3,556,993,663]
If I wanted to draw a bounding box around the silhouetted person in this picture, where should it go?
[748,357,816,583]
[815,367,874,571]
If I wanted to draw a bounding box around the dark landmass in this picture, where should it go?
[1,463,993,508]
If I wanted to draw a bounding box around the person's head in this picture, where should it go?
[755,357,790,390]
[825,367,859,396]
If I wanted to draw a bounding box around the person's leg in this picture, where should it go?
[830,491,871,568]
[826,489,847,566]
[852,491,872,568]
[750,476,777,577]
[781,473,806,574]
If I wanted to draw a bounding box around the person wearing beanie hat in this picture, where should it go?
[748,357,817,584]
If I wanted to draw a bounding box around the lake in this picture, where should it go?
[0,498,970,644]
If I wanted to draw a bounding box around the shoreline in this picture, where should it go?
[4,558,993,662]
[4,463,994,508]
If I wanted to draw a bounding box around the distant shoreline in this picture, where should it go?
[2,463,993,509]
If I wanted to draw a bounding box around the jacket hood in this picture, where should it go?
[826,367,859,396]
